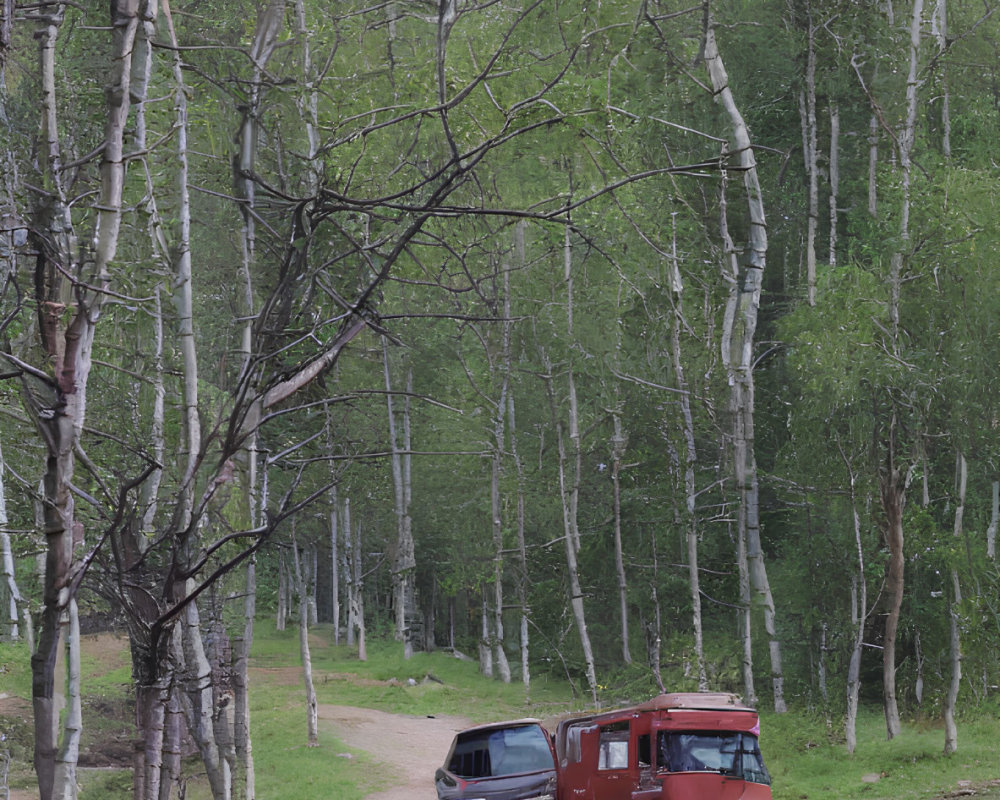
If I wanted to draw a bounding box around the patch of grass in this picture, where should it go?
[79,767,134,797]
[0,639,32,697]
[250,676,378,800]
[251,620,577,721]
[763,708,1000,800]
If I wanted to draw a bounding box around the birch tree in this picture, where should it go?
[881,0,924,740]
[21,4,145,797]
[291,530,319,747]
[704,6,787,713]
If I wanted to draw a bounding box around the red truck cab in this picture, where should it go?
[553,693,771,800]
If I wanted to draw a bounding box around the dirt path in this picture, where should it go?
[320,705,472,800]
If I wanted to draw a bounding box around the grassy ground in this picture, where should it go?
[763,707,1000,800]
[3,623,1000,799]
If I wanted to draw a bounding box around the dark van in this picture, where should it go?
[553,692,771,800]
[435,718,558,800]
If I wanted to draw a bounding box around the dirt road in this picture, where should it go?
[320,704,472,800]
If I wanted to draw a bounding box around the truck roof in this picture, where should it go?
[552,692,758,733]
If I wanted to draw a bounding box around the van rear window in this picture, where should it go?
[448,725,554,779]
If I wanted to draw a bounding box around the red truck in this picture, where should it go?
[553,692,772,800]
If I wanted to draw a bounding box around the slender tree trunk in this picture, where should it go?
[277,555,288,632]
[817,623,829,707]
[736,518,756,705]
[490,309,512,681]
[943,450,965,754]
[307,544,318,626]
[479,598,494,678]
[889,0,922,349]
[180,586,231,800]
[545,361,598,705]
[880,422,906,740]
[135,683,164,800]
[670,214,707,690]
[914,631,925,707]
[330,482,341,644]
[800,6,819,306]
[352,511,367,662]
[705,8,785,712]
[0,435,21,641]
[987,481,998,560]
[932,0,951,157]
[503,230,530,692]
[844,453,868,754]
[29,3,142,796]
[291,532,319,747]
[343,497,356,647]
[490,442,512,682]
[648,527,665,693]
[610,413,631,665]
[384,342,416,657]
[232,558,255,800]
[51,600,81,800]
[880,0,923,741]
[133,3,165,539]
[828,104,840,266]
[868,111,879,217]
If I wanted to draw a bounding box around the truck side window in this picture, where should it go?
[563,723,594,765]
[597,722,630,771]
[637,733,650,767]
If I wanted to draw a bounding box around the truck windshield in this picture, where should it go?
[656,732,770,785]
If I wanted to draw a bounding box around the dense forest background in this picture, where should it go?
[1,1,999,798]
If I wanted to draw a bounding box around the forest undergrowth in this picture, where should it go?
[1,622,999,800]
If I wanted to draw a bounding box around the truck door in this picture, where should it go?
[586,721,633,800]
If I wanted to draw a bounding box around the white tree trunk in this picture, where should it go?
[610,413,631,665]
[180,591,231,800]
[277,554,288,632]
[547,366,598,704]
[932,0,951,157]
[291,532,319,747]
[828,104,840,266]
[882,0,923,741]
[479,600,494,678]
[353,515,367,662]
[943,450,966,754]
[868,111,879,217]
[29,3,142,796]
[844,459,867,754]
[52,600,81,800]
[670,214,707,690]
[232,558,256,800]
[384,342,416,656]
[0,435,21,640]
[800,8,819,305]
[988,481,998,560]
[330,482,341,645]
[490,449,512,682]
[706,10,784,711]
[504,229,531,693]
[307,544,318,627]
